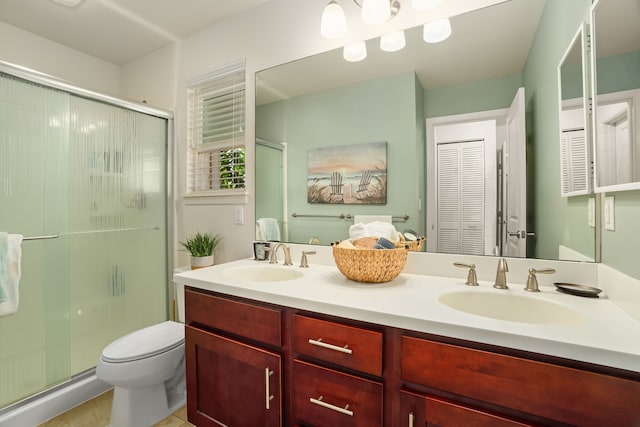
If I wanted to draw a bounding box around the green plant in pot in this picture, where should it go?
[180,232,222,270]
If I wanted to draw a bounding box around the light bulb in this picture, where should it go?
[380,31,406,52]
[361,0,391,25]
[412,0,443,10]
[343,41,367,62]
[423,18,452,43]
[320,1,347,39]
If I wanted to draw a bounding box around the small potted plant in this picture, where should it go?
[180,232,222,269]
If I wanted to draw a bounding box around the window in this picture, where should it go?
[187,59,247,201]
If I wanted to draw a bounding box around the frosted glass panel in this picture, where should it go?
[0,74,71,407]
[0,72,168,408]
[67,97,168,373]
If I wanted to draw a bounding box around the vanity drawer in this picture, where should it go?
[402,336,640,426]
[185,288,282,347]
[292,359,383,427]
[293,314,383,376]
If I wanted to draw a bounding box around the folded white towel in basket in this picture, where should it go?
[349,221,399,243]
[0,233,23,317]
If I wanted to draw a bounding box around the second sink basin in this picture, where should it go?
[438,291,586,325]
[223,265,304,282]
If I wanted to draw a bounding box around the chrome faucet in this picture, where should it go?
[493,258,509,289]
[269,243,293,266]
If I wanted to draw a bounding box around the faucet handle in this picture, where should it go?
[300,251,316,268]
[525,268,556,292]
[453,262,478,286]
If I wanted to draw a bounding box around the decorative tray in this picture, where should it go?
[554,282,602,298]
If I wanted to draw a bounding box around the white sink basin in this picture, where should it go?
[223,265,304,282]
[438,291,586,325]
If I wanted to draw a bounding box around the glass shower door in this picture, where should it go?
[0,74,72,407]
[0,72,168,408]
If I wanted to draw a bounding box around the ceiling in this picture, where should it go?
[257,0,545,105]
[0,0,271,65]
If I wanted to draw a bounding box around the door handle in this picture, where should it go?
[507,230,527,239]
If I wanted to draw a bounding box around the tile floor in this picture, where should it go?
[37,390,195,427]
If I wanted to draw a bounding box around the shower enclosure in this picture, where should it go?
[0,63,171,410]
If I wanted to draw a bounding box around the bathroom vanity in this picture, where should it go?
[175,255,640,426]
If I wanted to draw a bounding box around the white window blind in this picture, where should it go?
[187,59,246,196]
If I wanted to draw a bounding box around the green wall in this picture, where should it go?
[256,72,423,244]
[522,0,595,261]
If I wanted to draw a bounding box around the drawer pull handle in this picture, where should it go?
[308,338,353,355]
[265,368,274,410]
[309,395,354,416]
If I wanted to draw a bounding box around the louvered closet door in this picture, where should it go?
[437,141,485,255]
[560,129,588,196]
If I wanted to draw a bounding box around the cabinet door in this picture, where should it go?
[400,390,534,427]
[292,359,383,427]
[186,325,282,427]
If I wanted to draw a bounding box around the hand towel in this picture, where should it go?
[256,218,281,242]
[0,233,23,317]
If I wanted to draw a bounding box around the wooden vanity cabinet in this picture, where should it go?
[401,335,640,426]
[400,389,534,427]
[184,286,640,427]
[185,288,284,426]
[291,314,385,426]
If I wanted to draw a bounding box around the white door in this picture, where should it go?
[503,87,527,257]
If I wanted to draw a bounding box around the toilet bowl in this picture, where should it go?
[96,320,186,427]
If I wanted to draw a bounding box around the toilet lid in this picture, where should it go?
[101,321,185,363]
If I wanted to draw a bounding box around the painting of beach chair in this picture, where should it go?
[329,171,344,202]
[355,169,373,198]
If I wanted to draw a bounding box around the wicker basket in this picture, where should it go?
[332,244,408,283]
[396,236,425,252]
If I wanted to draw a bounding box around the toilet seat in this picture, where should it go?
[101,321,184,363]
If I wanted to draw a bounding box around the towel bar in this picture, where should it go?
[291,213,409,221]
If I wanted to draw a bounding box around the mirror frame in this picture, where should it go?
[557,23,593,197]
[590,0,640,193]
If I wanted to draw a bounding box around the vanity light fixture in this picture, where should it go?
[343,40,368,62]
[423,17,452,43]
[321,0,452,61]
[320,0,348,39]
[380,30,406,52]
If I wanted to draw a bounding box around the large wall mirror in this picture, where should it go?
[255,0,599,262]
[591,0,640,192]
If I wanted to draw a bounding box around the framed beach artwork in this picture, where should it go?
[307,141,387,204]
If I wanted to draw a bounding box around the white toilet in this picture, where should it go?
[96,320,186,427]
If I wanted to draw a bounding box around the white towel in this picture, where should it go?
[353,215,392,224]
[348,221,399,242]
[256,218,281,242]
[0,233,23,317]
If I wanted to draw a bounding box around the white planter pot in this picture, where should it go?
[191,255,214,270]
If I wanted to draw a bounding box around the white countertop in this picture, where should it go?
[174,257,640,373]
